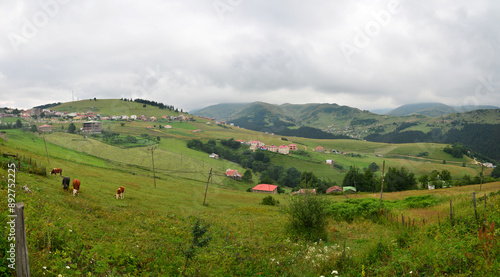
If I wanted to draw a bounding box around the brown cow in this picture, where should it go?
[51,168,63,176]
[72,178,81,196]
[116,186,125,199]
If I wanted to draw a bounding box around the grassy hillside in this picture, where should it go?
[1,129,499,275]
[51,99,181,118]
[1,100,499,276]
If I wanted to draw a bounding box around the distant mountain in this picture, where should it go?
[189,103,251,120]
[370,108,393,115]
[387,103,498,117]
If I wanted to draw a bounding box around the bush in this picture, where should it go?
[283,194,329,241]
[261,196,278,206]
[366,241,391,265]
[330,198,384,223]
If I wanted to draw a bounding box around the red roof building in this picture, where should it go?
[225,169,242,180]
[252,184,278,194]
[326,186,343,194]
[38,124,54,133]
[268,145,278,152]
[316,146,324,152]
[289,144,297,151]
[278,145,290,155]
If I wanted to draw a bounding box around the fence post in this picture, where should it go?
[450,200,454,225]
[473,192,478,222]
[15,202,30,277]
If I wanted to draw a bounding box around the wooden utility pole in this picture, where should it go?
[480,164,484,191]
[148,147,157,188]
[353,166,357,191]
[15,203,30,277]
[379,160,385,205]
[43,137,50,166]
[203,168,212,206]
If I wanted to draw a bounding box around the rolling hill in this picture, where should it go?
[387,102,499,117]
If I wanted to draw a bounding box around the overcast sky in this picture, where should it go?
[1,0,500,112]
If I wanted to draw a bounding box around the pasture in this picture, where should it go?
[0,115,499,276]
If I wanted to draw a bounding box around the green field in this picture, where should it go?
[1,100,499,276]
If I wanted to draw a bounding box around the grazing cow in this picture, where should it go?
[72,178,81,196]
[62,177,70,190]
[51,168,63,176]
[116,186,125,199]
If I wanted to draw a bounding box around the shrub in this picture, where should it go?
[330,198,384,223]
[366,241,391,265]
[283,194,329,241]
[261,196,278,206]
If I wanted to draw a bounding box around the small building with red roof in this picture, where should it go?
[252,184,278,194]
[38,124,54,133]
[288,144,297,151]
[326,186,343,194]
[268,145,278,152]
[278,145,290,155]
[225,169,242,180]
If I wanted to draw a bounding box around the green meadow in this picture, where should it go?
[1,100,499,276]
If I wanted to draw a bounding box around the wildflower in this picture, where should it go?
[410,271,413,274]
[43,266,47,270]
[331,270,338,274]
[69,230,72,232]
[66,266,70,269]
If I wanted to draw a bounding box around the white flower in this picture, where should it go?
[331,270,338,274]
[43,266,47,270]
[410,271,413,274]
[66,266,70,269]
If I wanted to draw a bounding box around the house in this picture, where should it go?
[268,145,278,152]
[150,116,157,122]
[209,153,219,159]
[252,184,278,194]
[325,159,334,165]
[326,186,343,194]
[130,115,137,120]
[316,146,324,152]
[278,145,289,155]
[225,169,242,180]
[291,188,316,195]
[38,124,54,133]
[164,125,172,129]
[82,121,103,133]
[289,144,297,151]
[250,140,264,151]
